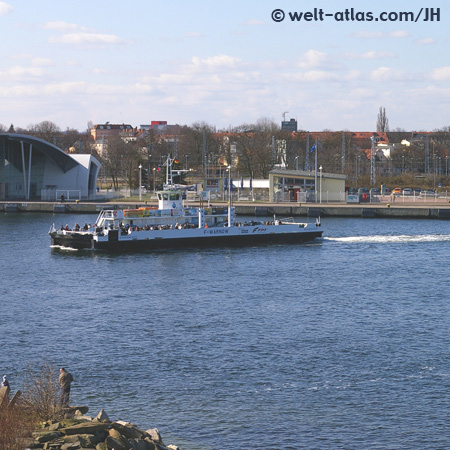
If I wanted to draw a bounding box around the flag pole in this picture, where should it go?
[314,140,318,203]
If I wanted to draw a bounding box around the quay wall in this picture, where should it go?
[1,201,450,219]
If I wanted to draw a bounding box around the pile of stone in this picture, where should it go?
[25,407,180,450]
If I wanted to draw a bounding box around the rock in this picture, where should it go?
[64,433,100,447]
[63,422,111,435]
[105,435,130,450]
[108,428,122,440]
[34,431,63,443]
[145,428,162,443]
[111,422,144,440]
[48,422,62,431]
[95,409,110,422]
[96,443,107,450]
[61,443,82,450]
[128,439,151,450]
[167,446,180,450]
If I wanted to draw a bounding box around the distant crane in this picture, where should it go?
[282,111,289,122]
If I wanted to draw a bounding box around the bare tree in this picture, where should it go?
[376,107,389,132]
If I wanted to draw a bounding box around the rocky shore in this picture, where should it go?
[25,406,180,450]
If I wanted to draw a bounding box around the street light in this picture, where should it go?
[227,165,232,227]
[138,164,143,201]
[295,156,299,171]
[319,165,323,204]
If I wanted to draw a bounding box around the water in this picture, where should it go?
[1,212,450,449]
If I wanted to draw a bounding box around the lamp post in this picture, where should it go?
[227,165,232,227]
[319,165,323,204]
[295,156,299,171]
[138,164,143,201]
[153,167,156,193]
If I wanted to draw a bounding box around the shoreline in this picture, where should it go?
[2,199,450,219]
[27,405,180,450]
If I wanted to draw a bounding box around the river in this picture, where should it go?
[1,212,449,449]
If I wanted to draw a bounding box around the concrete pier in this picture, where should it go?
[2,200,450,219]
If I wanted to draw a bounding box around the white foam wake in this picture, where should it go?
[324,234,450,244]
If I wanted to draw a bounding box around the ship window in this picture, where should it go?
[170,193,179,200]
[163,193,169,200]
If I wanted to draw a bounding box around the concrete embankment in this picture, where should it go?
[1,201,450,219]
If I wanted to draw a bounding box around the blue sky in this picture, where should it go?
[1,0,449,132]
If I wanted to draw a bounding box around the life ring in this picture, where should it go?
[113,210,117,217]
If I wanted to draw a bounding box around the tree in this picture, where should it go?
[27,121,61,143]
[376,107,389,132]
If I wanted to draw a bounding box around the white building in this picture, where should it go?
[0,133,101,201]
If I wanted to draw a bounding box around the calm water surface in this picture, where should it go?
[1,212,450,450]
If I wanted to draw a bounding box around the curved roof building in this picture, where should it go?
[0,133,101,201]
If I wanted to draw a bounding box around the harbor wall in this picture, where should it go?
[1,201,450,219]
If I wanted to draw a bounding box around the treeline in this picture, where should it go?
[2,119,450,189]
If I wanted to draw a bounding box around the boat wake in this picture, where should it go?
[50,244,79,252]
[324,234,450,244]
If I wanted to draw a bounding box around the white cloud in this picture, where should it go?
[0,66,45,81]
[430,67,450,81]
[296,50,338,70]
[283,70,338,82]
[44,21,86,31]
[48,33,126,45]
[184,31,203,38]
[370,66,409,81]
[31,57,53,67]
[351,30,410,39]
[0,1,12,16]
[344,51,395,60]
[92,68,108,75]
[245,19,264,26]
[414,37,436,45]
[191,54,241,69]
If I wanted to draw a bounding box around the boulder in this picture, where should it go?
[105,435,130,450]
[111,422,144,440]
[128,439,151,450]
[63,422,111,436]
[95,409,110,422]
[145,429,162,443]
[61,443,82,450]
[34,431,63,443]
[64,433,100,447]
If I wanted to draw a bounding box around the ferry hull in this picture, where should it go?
[93,230,323,252]
[51,227,323,252]
[50,232,93,250]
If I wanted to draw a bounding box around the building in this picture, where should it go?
[0,133,101,201]
[281,118,298,132]
[269,169,346,203]
[90,122,134,140]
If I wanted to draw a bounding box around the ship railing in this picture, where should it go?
[279,217,295,223]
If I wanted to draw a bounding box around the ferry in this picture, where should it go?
[49,159,323,252]
[49,191,323,251]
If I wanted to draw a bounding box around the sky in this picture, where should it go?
[0,0,449,132]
